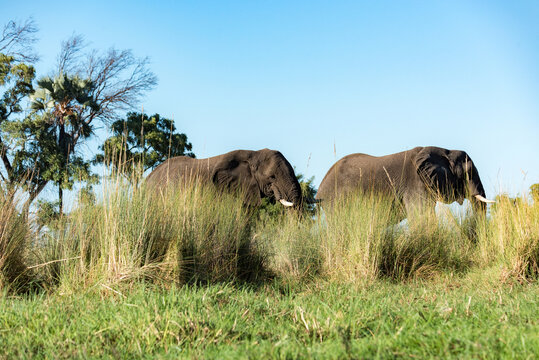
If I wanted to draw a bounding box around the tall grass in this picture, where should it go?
[34,178,268,292]
[262,193,478,283]
[0,188,30,291]
[316,193,400,282]
[479,196,539,280]
[1,172,538,293]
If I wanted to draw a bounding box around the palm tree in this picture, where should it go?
[29,74,98,214]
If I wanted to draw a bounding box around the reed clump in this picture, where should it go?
[479,195,539,281]
[2,171,538,293]
[311,193,477,282]
[0,189,30,290]
[34,178,269,292]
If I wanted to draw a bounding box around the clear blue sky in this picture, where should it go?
[2,0,539,202]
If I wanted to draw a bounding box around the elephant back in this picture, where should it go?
[146,156,203,188]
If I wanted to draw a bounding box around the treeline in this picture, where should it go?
[0,19,194,217]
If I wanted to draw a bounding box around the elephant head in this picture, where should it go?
[413,147,493,212]
[211,149,302,208]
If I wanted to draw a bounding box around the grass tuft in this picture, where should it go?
[0,189,31,292]
[32,179,270,292]
[480,195,539,281]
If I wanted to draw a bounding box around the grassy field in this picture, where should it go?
[1,275,538,358]
[1,180,538,358]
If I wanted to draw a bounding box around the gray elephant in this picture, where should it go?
[316,146,493,215]
[146,148,302,208]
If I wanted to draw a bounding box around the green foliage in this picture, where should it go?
[94,112,194,179]
[77,185,96,207]
[298,172,317,213]
[35,200,60,227]
[35,199,70,234]
[0,53,35,123]
[0,53,36,188]
[1,70,99,214]
[1,24,157,213]
[30,74,98,115]
[0,19,39,208]
[3,74,100,212]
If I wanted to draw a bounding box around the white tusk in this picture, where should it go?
[279,199,294,207]
[475,194,495,203]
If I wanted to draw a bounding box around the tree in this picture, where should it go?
[94,112,194,179]
[54,35,157,125]
[27,73,99,213]
[0,19,37,193]
[0,19,38,62]
[1,30,157,215]
[298,173,317,215]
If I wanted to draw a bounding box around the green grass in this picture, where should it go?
[1,177,539,358]
[1,274,538,359]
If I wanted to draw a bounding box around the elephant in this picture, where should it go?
[146,148,302,208]
[316,146,493,216]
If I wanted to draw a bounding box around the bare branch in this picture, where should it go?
[63,47,157,146]
[0,18,39,62]
[55,34,86,76]
[82,47,157,124]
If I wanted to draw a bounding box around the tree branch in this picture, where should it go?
[0,18,39,63]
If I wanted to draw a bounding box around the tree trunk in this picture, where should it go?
[58,185,63,217]
[58,122,67,217]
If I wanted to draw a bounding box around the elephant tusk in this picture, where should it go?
[279,199,294,207]
[475,194,495,203]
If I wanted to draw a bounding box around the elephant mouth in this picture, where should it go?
[269,184,296,207]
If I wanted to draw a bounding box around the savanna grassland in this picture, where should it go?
[1,180,538,359]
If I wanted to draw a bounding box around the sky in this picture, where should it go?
[2,0,539,205]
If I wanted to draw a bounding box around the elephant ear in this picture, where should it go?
[413,147,457,196]
[212,159,261,205]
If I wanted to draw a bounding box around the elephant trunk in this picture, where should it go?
[288,185,303,210]
[467,165,489,214]
[273,180,302,209]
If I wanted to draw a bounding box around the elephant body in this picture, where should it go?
[316,146,490,214]
[146,148,302,208]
